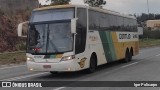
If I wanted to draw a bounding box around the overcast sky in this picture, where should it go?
[39,0,160,14]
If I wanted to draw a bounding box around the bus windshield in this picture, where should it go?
[27,21,73,54]
[27,8,74,54]
[30,8,74,22]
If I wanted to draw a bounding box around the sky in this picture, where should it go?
[38,0,160,14]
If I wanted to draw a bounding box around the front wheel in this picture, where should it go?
[87,55,97,73]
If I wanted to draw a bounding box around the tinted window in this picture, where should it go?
[89,10,137,32]
[89,10,99,30]
[75,8,87,54]
[31,8,74,22]
[27,21,73,54]
[100,13,110,29]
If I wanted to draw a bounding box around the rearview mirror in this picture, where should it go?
[17,21,29,37]
[71,18,78,34]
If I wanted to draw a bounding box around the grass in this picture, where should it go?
[139,38,160,48]
[0,52,26,65]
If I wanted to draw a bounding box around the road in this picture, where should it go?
[0,46,160,90]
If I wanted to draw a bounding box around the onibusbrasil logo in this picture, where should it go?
[2,82,42,88]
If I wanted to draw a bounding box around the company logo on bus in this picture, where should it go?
[78,58,87,68]
[117,32,138,42]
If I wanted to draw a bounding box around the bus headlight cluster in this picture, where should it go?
[61,55,75,61]
[27,57,35,62]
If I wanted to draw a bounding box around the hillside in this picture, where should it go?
[0,0,39,52]
[0,0,39,14]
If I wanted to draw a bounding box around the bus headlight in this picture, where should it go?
[27,57,35,62]
[61,55,75,61]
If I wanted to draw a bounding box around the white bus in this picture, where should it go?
[18,5,139,73]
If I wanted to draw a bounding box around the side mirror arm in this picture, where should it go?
[71,18,78,34]
[17,21,29,37]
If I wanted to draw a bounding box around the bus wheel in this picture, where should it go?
[129,48,133,61]
[87,54,97,73]
[124,49,131,63]
[129,51,132,62]
[50,71,58,75]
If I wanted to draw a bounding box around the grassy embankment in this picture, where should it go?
[0,52,26,65]
[0,39,160,65]
[139,38,160,48]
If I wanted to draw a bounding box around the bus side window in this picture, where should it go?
[76,23,82,46]
[75,8,87,54]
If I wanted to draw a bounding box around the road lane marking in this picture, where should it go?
[1,72,49,81]
[121,62,139,68]
[53,87,66,90]
[52,62,140,90]
[0,65,26,70]
[2,62,139,80]
[156,54,160,57]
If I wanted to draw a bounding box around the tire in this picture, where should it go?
[129,49,133,61]
[130,48,133,56]
[50,71,58,75]
[124,49,131,63]
[87,55,97,73]
[129,51,132,62]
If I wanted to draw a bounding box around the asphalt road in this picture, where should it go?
[0,46,160,90]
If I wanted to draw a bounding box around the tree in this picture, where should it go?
[155,14,160,19]
[46,0,70,5]
[84,0,106,7]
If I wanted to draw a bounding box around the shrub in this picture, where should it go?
[140,29,160,39]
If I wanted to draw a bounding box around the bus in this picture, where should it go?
[17,5,139,73]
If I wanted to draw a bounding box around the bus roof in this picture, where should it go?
[34,5,136,20]
[34,4,75,11]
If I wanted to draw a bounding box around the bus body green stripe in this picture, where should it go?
[107,32,117,60]
[99,31,117,62]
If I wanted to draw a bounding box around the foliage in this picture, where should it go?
[136,13,160,24]
[16,43,26,51]
[140,29,160,39]
[0,0,38,16]
[84,0,106,7]
[0,0,38,52]
[46,0,70,5]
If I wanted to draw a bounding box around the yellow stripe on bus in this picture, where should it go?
[111,32,139,60]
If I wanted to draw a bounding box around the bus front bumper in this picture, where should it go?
[27,60,79,72]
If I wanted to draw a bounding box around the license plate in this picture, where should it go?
[43,65,51,69]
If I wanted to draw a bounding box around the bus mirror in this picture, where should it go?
[17,21,29,38]
[138,27,143,35]
[71,18,78,34]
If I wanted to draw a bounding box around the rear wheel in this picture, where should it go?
[129,52,132,62]
[87,55,97,73]
[129,48,133,61]
[124,49,131,63]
